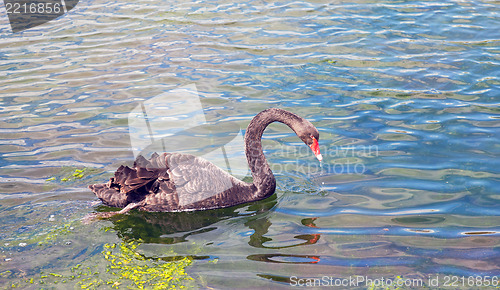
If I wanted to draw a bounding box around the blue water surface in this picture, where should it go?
[0,0,499,288]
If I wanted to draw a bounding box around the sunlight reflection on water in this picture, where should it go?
[0,0,499,288]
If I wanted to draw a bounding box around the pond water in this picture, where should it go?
[1,0,499,288]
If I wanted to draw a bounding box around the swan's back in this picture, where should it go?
[89,153,254,212]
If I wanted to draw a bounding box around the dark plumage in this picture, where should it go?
[89,108,322,214]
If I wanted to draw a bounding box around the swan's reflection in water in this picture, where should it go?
[101,195,280,244]
[98,194,322,263]
[247,217,320,249]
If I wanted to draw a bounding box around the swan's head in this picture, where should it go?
[297,123,322,162]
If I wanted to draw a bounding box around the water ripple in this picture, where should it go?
[301,226,500,239]
[277,199,500,217]
[0,0,499,287]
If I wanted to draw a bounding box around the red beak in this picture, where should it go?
[309,136,323,162]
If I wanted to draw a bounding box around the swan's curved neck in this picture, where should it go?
[244,108,304,198]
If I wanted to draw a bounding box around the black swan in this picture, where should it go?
[89,108,322,214]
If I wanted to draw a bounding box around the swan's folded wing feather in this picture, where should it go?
[112,154,169,194]
[89,153,170,203]
[166,153,235,207]
[113,165,147,193]
[141,180,179,211]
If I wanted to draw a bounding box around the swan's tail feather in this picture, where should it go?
[88,183,128,208]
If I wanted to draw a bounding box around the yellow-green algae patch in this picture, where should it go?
[79,240,193,289]
[45,167,99,183]
[7,228,194,289]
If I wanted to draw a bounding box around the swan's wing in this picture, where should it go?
[166,153,235,207]
[90,152,240,210]
[89,153,171,207]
